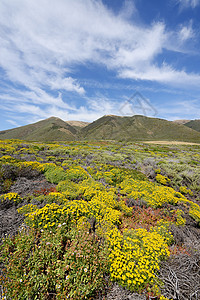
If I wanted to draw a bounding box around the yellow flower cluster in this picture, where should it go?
[160,296,172,300]
[107,227,170,291]
[179,185,193,196]
[155,174,170,185]
[189,206,200,223]
[0,155,16,163]
[178,198,200,225]
[46,192,66,203]
[151,220,174,245]
[16,161,45,172]
[175,209,186,226]
[78,179,104,200]
[0,192,22,204]
[119,178,187,208]
[20,192,122,234]
[22,203,68,229]
[65,166,89,181]
[18,204,38,214]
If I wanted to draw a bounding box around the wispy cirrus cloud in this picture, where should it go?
[0,0,200,126]
[177,0,200,9]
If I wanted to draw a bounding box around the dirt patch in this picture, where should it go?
[0,174,56,242]
[9,175,56,198]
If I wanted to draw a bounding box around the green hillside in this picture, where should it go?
[1,115,200,143]
[0,117,77,141]
[184,119,200,132]
[81,115,200,143]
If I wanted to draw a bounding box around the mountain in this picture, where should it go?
[81,115,200,142]
[184,119,200,132]
[0,117,78,141]
[1,115,200,143]
[66,121,90,128]
[172,119,190,125]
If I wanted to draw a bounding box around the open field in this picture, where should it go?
[143,140,200,145]
[0,139,200,300]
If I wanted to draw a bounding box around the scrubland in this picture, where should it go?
[0,139,200,300]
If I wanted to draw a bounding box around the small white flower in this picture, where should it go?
[62,222,66,225]
[58,224,62,228]
[20,279,23,282]
[65,275,69,280]
[84,268,88,273]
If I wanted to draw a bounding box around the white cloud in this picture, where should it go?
[178,23,194,42]
[48,77,85,94]
[177,0,200,9]
[0,0,200,125]
[0,0,198,90]
[119,63,200,87]
[119,0,136,19]
[157,99,200,120]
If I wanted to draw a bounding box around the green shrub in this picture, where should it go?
[0,224,109,300]
[44,165,67,184]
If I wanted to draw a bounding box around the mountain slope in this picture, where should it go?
[0,117,78,141]
[66,121,90,128]
[184,119,200,132]
[81,115,200,142]
[172,119,190,125]
[1,115,200,143]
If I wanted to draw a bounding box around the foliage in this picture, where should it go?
[1,138,200,299]
[0,224,109,300]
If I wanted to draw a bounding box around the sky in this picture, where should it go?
[0,0,200,130]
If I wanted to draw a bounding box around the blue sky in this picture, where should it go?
[0,0,200,130]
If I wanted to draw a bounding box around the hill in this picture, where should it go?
[66,120,90,129]
[0,117,77,141]
[184,119,200,132]
[172,119,190,125]
[81,115,200,143]
[1,115,200,143]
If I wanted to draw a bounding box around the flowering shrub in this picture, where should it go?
[65,166,89,182]
[189,205,200,224]
[156,174,170,185]
[18,203,71,231]
[0,192,22,208]
[175,209,186,226]
[107,226,170,292]
[57,178,105,201]
[119,178,186,208]
[179,185,193,196]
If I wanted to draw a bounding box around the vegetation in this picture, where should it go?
[0,138,200,299]
[1,115,200,142]
[184,119,200,132]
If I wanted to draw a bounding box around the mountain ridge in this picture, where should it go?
[1,115,200,143]
[184,119,200,132]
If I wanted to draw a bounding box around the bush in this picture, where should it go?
[107,226,171,293]
[0,224,109,300]
[44,165,67,184]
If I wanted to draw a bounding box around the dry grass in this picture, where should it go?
[142,141,200,145]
